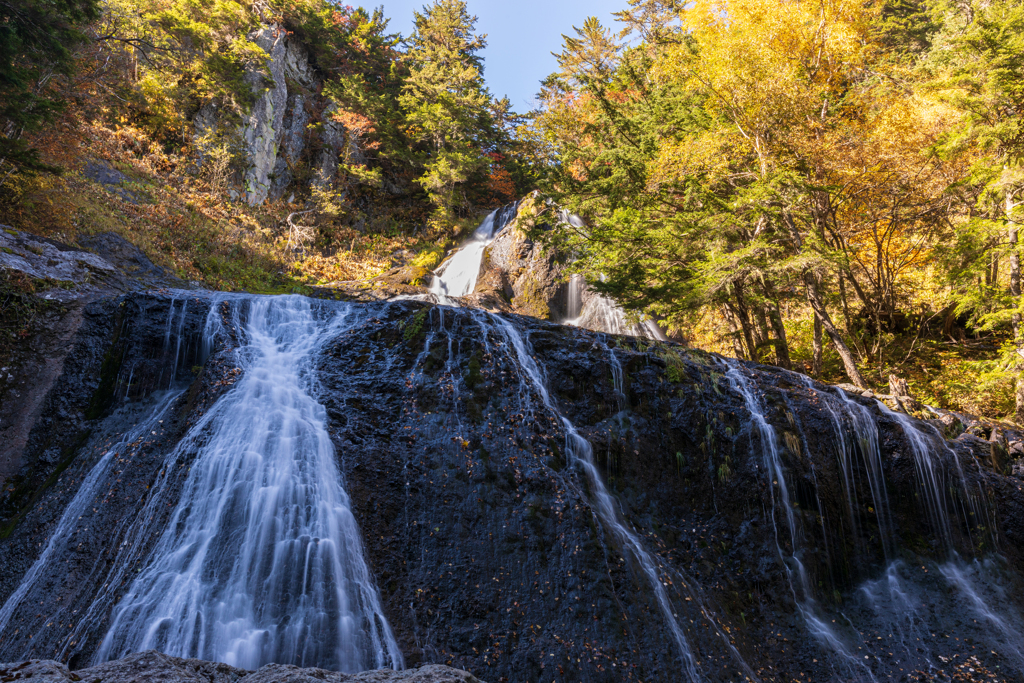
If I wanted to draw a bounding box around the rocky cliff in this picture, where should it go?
[193,23,365,207]
[0,287,1022,683]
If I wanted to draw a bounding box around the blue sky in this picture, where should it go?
[376,0,628,111]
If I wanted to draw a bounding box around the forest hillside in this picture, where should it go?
[2,0,1024,421]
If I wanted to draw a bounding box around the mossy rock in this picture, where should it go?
[511,273,551,320]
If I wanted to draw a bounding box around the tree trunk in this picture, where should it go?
[733,283,759,361]
[755,306,771,356]
[1009,191,1023,423]
[804,274,867,388]
[780,209,865,386]
[722,305,748,360]
[766,302,792,370]
[759,281,791,370]
[813,313,823,377]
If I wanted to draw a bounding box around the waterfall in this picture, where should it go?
[723,360,870,677]
[92,296,401,672]
[429,202,521,304]
[565,274,585,320]
[429,212,497,303]
[566,291,668,340]
[734,365,1024,677]
[479,313,703,681]
[0,390,185,643]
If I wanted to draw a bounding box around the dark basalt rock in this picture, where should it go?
[0,651,482,682]
[0,293,1023,683]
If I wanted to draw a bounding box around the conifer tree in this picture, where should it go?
[0,0,101,183]
[400,0,492,226]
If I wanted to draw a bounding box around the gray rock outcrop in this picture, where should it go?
[0,651,483,683]
[241,26,289,205]
[465,198,667,338]
[211,24,352,205]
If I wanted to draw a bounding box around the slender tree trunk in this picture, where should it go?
[722,305,748,360]
[805,274,867,388]
[813,313,823,377]
[755,306,771,354]
[759,281,791,370]
[1008,191,1023,423]
[733,283,759,361]
[837,273,865,360]
[780,209,865,386]
[766,302,792,370]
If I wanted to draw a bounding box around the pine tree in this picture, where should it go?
[0,0,101,183]
[399,0,492,226]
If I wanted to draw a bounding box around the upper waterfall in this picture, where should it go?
[429,212,498,302]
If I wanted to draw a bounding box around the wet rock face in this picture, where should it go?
[0,651,483,683]
[1,294,1024,683]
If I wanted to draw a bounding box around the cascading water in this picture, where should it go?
[756,372,1024,677]
[91,296,401,672]
[429,213,497,303]
[566,292,667,340]
[565,274,585,321]
[481,314,703,681]
[7,272,1024,681]
[0,390,185,643]
[722,360,870,677]
[428,202,521,304]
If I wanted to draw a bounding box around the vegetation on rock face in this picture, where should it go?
[3,0,1024,421]
[0,0,529,291]
[0,0,101,180]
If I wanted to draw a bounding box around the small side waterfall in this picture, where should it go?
[727,360,1024,678]
[94,296,401,672]
[565,290,667,340]
[482,314,703,681]
[723,360,869,676]
[429,202,521,304]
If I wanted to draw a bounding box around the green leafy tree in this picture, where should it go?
[399,0,492,225]
[930,0,1024,419]
[0,0,101,183]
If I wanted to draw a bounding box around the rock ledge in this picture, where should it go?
[0,651,484,683]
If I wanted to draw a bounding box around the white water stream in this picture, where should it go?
[93,296,402,671]
[429,212,498,303]
[481,314,703,681]
[0,390,185,642]
[742,367,1024,678]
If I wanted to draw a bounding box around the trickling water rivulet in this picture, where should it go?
[484,315,703,681]
[725,359,1024,679]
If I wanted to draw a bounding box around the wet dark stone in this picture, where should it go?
[0,294,1023,683]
